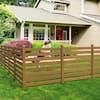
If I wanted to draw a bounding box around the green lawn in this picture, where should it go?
[1,65,100,100]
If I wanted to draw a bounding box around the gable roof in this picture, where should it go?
[34,0,41,8]
[34,0,70,8]
[8,6,90,25]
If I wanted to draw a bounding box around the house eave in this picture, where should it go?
[81,14,100,23]
[24,20,90,26]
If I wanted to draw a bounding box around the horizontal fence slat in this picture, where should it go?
[24,74,61,82]
[24,66,59,71]
[25,56,60,61]
[64,71,91,78]
[63,55,91,59]
[24,70,61,76]
[1,45,100,87]
[63,63,90,68]
[64,47,91,50]
[24,79,61,87]
[24,61,61,66]
[64,68,91,73]
[64,75,91,82]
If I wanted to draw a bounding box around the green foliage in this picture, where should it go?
[51,42,76,48]
[32,41,76,49]
[0,4,16,36]
[0,0,37,7]
[51,42,64,48]
[28,0,37,7]
[0,0,17,5]
[32,41,44,48]
[1,38,15,45]
[0,37,4,43]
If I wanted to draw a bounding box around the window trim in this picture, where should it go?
[24,26,29,40]
[33,27,45,40]
[52,3,67,13]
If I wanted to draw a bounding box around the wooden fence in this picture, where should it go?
[0,45,100,87]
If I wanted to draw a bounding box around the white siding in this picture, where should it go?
[74,21,100,46]
[37,0,51,11]
[68,0,82,17]
[84,0,100,15]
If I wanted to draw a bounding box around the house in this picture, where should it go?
[8,0,100,46]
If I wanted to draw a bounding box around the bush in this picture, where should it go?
[32,41,44,48]
[1,38,15,45]
[51,42,76,56]
[5,39,32,48]
[0,38,4,44]
[51,42,64,48]
[51,42,76,48]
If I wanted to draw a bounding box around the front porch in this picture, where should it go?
[15,22,89,45]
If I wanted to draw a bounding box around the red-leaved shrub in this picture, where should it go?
[5,40,32,48]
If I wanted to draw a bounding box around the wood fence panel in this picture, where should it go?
[0,46,23,86]
[0,45,100,87]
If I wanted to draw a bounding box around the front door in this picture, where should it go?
[56,28,64,40]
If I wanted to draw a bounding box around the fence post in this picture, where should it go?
[22,48,26,88]
[61,45,64,83]
[0,46,2,64]
[91,44,94,79]
[13,48,16,80]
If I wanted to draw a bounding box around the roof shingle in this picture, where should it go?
[8,6,90,25]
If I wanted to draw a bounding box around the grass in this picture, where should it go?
[1,65,100,100]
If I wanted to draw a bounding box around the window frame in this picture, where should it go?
[24,26,29,40]
[52,3,67,13]
[33,27,45,40]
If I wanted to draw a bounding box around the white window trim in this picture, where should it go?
[52,3,67,13]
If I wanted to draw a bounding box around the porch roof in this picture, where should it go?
[8,6,90,25]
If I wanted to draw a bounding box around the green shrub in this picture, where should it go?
[0,38,4,44]
[51,42,76,48]
[1,38,15,45]
[32,41,44,48]
[51,42,76,56]
[32,41,76,56]
[51,42,63,48]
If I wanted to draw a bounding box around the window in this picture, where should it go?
[33,27,45,40]
[54,3,66,12]
[24,27,28,40]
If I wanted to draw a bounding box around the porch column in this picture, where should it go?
[20,22,25,39]
[69,25,72,45]
[44,24,48,41]
[28,23,33,43]
[54,25,56,40]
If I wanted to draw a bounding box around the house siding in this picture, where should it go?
[84,0,100,15]
[37,0,51,11]
[68,0,82,17]
[74,21,100,46]
[14,0,100,46]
